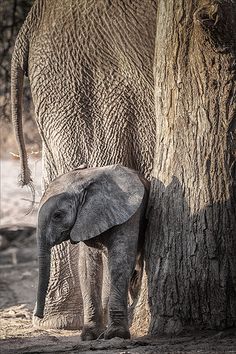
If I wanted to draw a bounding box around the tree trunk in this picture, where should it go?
[146,0,236,334]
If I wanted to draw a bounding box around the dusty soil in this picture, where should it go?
[0,159,236,354]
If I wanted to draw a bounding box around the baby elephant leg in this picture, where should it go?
[104,211,141,340]
[79,243,105,340]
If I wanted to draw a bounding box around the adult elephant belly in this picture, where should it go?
[30,0,156,329]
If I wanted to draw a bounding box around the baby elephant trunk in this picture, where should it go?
[34,238,51,318]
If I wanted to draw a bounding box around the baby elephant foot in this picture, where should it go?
[104,325,130,340]
[81,324,105,341]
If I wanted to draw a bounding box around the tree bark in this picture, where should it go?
[146,0,236,334]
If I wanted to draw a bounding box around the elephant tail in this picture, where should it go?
[11,22,36,210]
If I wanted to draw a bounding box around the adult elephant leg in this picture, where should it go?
[33,242,83,329]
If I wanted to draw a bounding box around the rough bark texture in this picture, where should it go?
[146,0,236,334]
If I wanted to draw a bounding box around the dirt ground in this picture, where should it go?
[0,159,236,354]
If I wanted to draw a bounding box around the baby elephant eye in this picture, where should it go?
[52,211,63,221]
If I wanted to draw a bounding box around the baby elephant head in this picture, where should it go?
[34,164,147,319]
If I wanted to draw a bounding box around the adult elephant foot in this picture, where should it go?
[33,242,83,330]
[104,325,131,340]
[33,311,83,330]
[81,324,105,341]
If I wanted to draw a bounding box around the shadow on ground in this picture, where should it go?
[0,219,236,353]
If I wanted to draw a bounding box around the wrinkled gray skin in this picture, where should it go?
[11,0,156,329]
[35,165,149,340]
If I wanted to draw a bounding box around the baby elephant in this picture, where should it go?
[34,164,149,340]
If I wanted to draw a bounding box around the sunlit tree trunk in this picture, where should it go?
[146,0,236,334]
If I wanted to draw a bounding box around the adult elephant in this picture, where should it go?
[11,0,157,330]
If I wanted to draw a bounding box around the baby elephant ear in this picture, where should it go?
[70,165,145,242]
